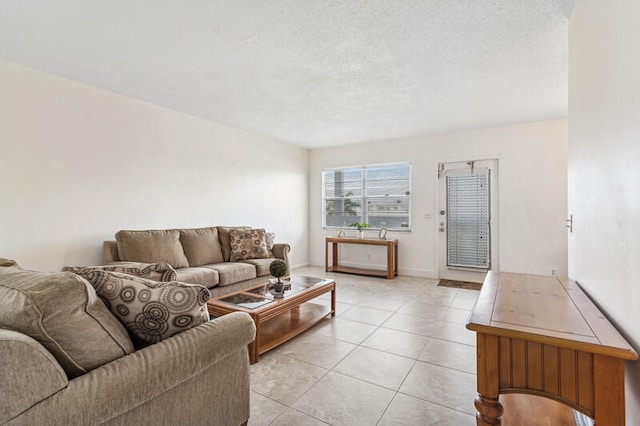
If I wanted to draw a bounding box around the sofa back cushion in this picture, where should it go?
[229,228,270,261]
[116,230,189,268]
[77,270,211,346]
[0,259,135,378]
[179,227,224,266]
[217,226,251,262]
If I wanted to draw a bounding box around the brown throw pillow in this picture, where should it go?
[229,228,269,261]
[217,226,251,262]
[0,259,134,378]
[63,262,177,282]
[115,229,189,268]
[80,270,211,345]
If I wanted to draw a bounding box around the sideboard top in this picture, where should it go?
[466,271,638,360]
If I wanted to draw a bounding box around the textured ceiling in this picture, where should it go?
[0,1,574,149]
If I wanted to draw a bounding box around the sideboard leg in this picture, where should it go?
[475,333,503,425]
[474,394,503,425]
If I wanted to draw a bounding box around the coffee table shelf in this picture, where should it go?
[259,302,332,355]
[207,277,336,363]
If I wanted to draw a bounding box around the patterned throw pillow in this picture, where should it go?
[229,228,269,261]
[78,270,211,345]
[63,262,177,282]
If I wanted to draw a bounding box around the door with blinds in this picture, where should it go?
[438,160,498,283]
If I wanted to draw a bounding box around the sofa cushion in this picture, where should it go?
[0,259,135,378]
[217,226,251,262]
[239,258,276,277]
[79,271,211,345]
[63,262,177,282]
[229,228,269,261]
[179,227,224,266]
[202,263,257,286]
[174,267,219,288]
[116,230,189,268]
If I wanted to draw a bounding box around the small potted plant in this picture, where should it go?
[269,259,288,297]
[349,222,369,239]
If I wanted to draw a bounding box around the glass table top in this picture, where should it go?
[216,276,329,310]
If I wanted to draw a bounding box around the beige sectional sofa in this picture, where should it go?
[103,226,290,297]
[0,258,255,425]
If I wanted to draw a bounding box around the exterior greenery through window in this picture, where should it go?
[323,163,411,231]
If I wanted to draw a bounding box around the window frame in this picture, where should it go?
[322,162,412,231]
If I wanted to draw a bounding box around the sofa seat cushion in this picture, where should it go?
[63,262,177,282]
[202,262,257,286]
[179,227,224,266]
[0,258,135,378]
[174,267,219,288]
[239,258,276,277]
[116,229,189,269]
[229,228,270,261]
[78,271,211,346]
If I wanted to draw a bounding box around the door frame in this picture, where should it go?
[436,158,499,283]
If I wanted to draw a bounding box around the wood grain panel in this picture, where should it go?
[498,336,512,388]
[527,341,543,391]
[543,344,560,395]
[511,339,527,388]
[492,275,594,337]
[577,351,594,414]
[559,348,577,403]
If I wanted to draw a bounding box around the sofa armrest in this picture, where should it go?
[103,240,120,263]
[7,312,256,425]
[272,243,291,272]
[0,329,69,424]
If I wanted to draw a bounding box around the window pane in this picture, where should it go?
[323,169,363,198]
[367,196,410,229]
[366,166,411,197]
[324,198,362,227]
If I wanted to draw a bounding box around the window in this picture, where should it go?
[322,163,411,231]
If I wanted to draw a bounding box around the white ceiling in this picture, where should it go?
[0,1,573,149]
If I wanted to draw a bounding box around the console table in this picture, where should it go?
[325,237,398,279]
[466,272,638,425]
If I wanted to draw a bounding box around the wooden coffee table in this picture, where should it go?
[207,276,336,363]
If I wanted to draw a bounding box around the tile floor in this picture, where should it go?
[249,266,479,425]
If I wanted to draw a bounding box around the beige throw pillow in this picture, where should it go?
[179,227,224,266]
[229,228,270,261]
[80,270,211,345]
[63,262,177,282]
[265,232,276,258]
[0,259,135,378]
[116,229,189,268]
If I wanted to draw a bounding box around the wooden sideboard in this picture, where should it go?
[325,237,398,279]
[466,272,638,425]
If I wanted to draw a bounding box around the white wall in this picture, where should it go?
[309,119,568,278]
[568,1,640,422]
[0,61,309,271]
